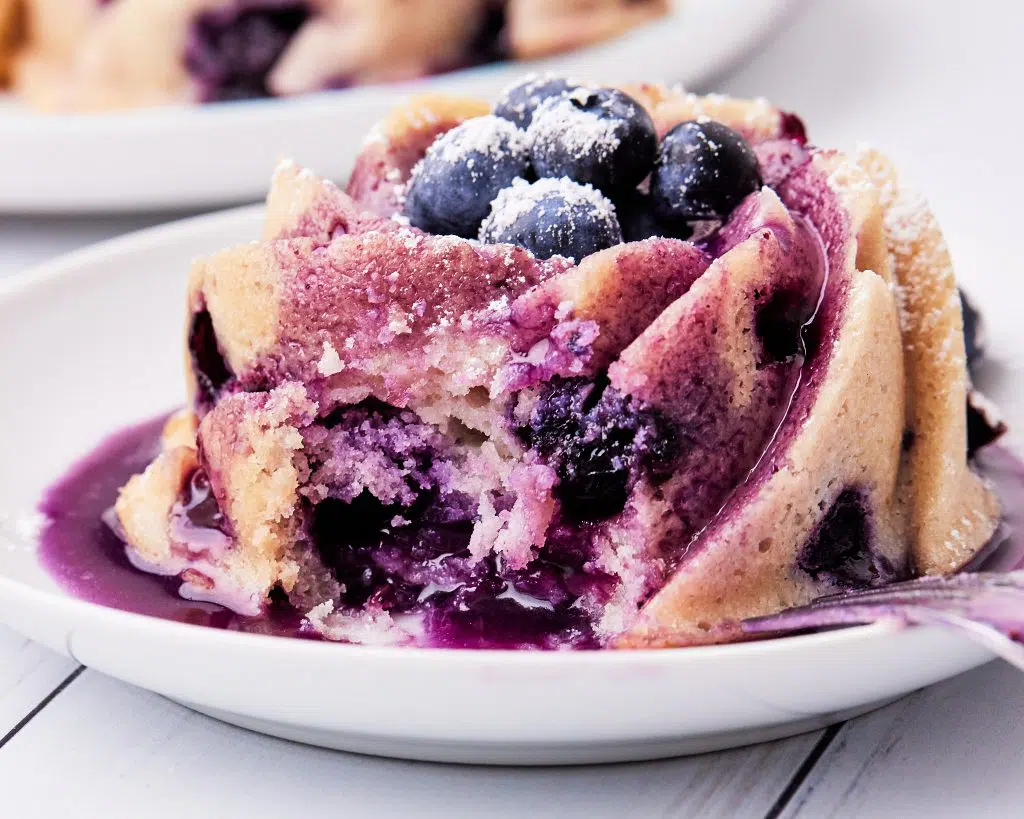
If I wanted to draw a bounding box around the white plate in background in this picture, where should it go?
[0,208,1008,765]
[0,0,797,213]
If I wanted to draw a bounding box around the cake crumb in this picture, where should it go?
[317,341,345,376]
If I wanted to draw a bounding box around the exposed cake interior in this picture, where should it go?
[113,82,1002,649]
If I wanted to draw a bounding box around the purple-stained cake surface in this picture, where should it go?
[36,421,1024,648]
[42,79,1006,650]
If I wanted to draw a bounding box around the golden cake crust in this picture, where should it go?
[618,145,1000,647]
[856,149,1001,574]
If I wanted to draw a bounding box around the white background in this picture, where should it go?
[1,1,1023,816]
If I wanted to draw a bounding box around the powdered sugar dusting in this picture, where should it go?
[527,93,622,164]
[496,72,582,120]
[884,186,930,252]
[423,115,527,173]
[882,179,962,349]
[317,341,344,376]
[479,177,619,248]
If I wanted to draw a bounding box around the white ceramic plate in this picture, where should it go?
[0,208,1018,765]
[0,0,797,213]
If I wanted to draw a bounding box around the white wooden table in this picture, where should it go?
[2,2,1023,815]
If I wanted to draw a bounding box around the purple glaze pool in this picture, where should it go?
[37,414,312,639]
[35,413,1024,643]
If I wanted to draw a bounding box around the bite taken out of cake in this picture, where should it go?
[111,76,1003,649]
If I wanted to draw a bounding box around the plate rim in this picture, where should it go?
[0,568,903,664]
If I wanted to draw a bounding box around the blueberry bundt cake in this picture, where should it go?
[112,77,1003,649]
[5,0,668,111]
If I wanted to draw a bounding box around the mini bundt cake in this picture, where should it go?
[112,76,1002,648]
[8,0,668,110]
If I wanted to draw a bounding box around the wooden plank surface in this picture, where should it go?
[781,661,1024,819]
[1,3,1024,818]
[0,627,78,741]
[0,669,825,819]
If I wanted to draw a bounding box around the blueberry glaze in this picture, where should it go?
[36,415,307,635]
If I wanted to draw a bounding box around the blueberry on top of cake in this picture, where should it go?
[111,76,1003,649]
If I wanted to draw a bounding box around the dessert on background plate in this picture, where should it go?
[63,72,1012,651]
[3,0,669,111]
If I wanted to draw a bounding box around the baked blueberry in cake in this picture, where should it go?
[8,0,668,110]
[112,76,1004,648]
[960,289,986,375]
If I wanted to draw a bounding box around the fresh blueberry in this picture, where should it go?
[494,74,581,128]
[527,87,657,195]
[184,2,311,102]
[651,120,763,224]
[616,189,694,243]
[479,178,622,261]
[404,116,530,238]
